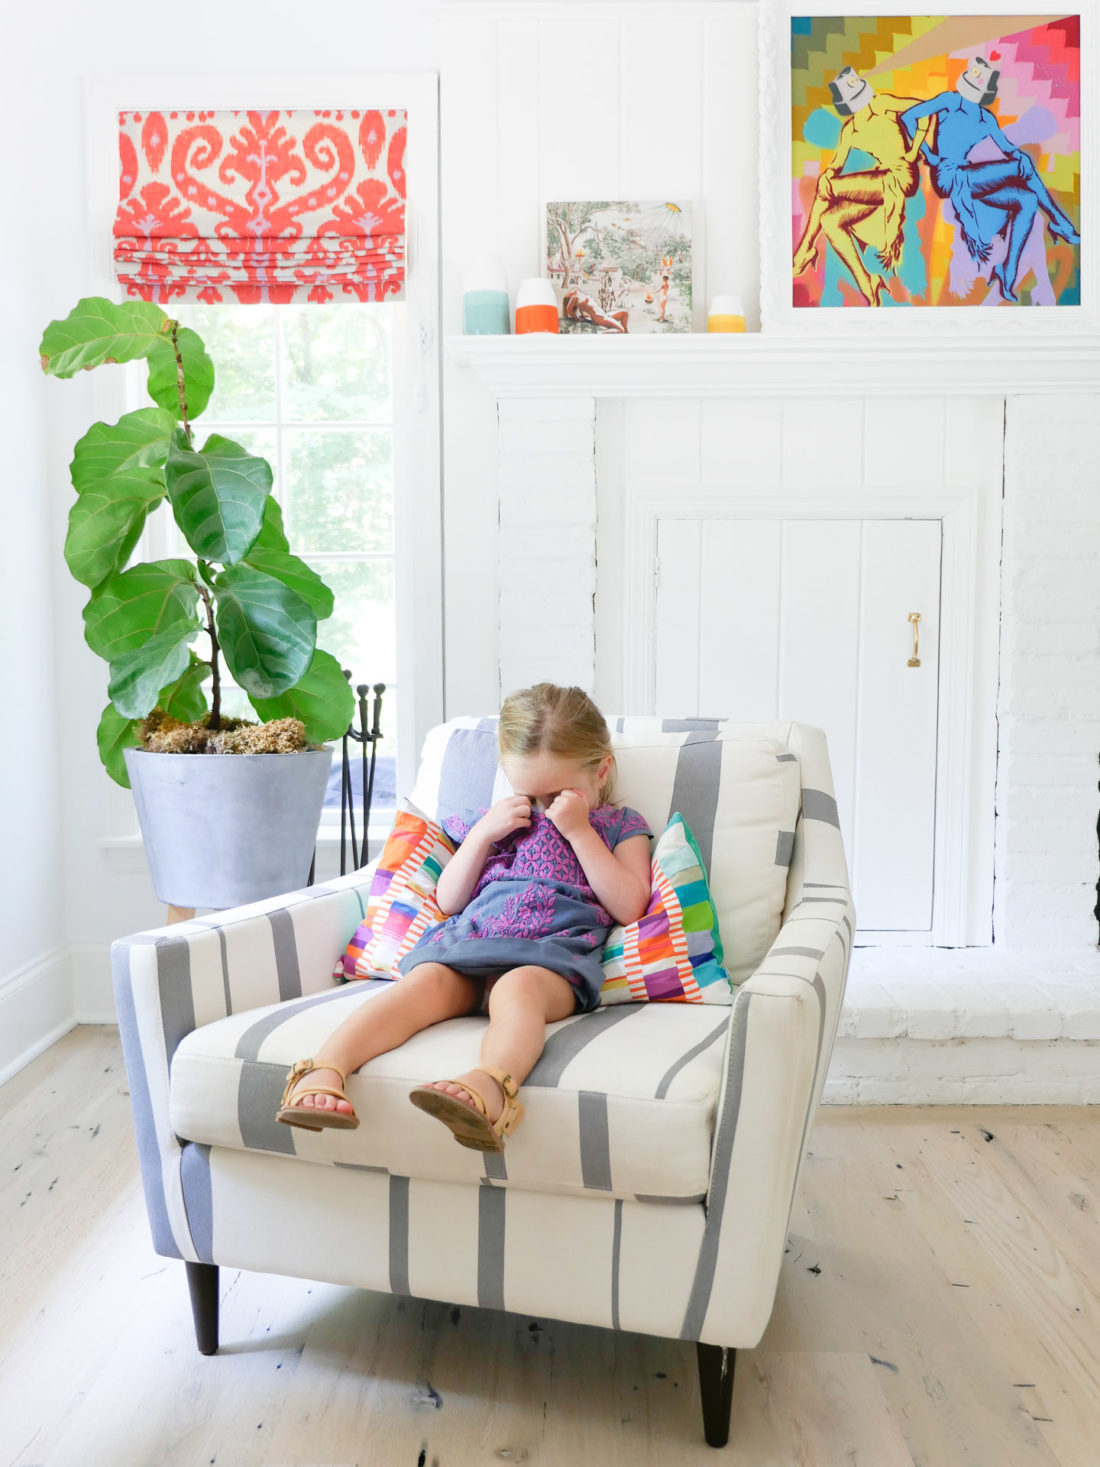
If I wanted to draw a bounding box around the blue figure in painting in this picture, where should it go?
[899,56,1080,302]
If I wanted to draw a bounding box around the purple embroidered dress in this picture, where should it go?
[396,803,653,1013]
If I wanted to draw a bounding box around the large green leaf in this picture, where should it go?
[160,653,213,723]
[243,547,335,620]
[96,702,143,788]
[107,622,200,720]
[253,493,290,552]
[213,563,316,699]
[164,429,273,565]
[70,407,177,496]
[83,559,200,661]
[39,297,170,377]
[249,648,356,743]
[146,326,215,420]
[66,488,159,590]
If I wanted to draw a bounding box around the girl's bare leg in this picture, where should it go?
[424,965,576,1122]
[286,962,481,1117]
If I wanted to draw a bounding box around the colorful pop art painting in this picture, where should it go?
[791,14,1081,307]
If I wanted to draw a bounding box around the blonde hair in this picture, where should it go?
[498,683,618,805]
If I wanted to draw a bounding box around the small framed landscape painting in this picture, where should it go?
[546,201,693,333]
[759,0,1095,328]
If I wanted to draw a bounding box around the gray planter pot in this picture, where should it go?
[123,747,333,909]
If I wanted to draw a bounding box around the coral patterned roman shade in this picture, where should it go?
[113,108,406,305]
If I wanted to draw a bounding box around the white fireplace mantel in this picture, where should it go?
[447,331,1100,398]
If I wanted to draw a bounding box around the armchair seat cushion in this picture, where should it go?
[169,978,730,1203]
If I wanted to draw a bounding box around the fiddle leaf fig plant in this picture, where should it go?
[40,296,355,787]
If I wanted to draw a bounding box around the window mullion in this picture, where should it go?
[273,306,288,538]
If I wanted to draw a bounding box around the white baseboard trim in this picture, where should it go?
[0,946,77,1088]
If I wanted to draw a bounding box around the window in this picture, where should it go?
[137,302,398,826]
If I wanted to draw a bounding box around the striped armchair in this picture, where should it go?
[112,717,854,1448]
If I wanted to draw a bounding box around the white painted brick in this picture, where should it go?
[998,913,1100,950]
[1007,488,1100,526]
[1007,786,1100,822]
[498,450,595,493]
[498,420,595,456]
[1012,523,1100,560]
[994,881,1098,922]
[998,715,1100,755]
[1003,984,1071,1040]
[904,981,970,1040]
[999,652,1100,692]
[997,850,1100,885]
[1008,392,1099,430]
[998,816,1097,855]
[912,1040,1028,1079]
[1000,685,1100,720]
[499,525,597,561]
[836,978,901,1037]
[1022,980,1100,1039]
[499,582,594,611]
[1001,621,1100,657]
[500,623,594,662]
[997,753,1100,788]
[502,656,595,693]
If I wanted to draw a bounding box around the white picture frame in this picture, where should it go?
[759,0,1098,333]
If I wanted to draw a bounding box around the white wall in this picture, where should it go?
[437,1,1100,955]
[0,58,70,1073]
[438,0,760,717]
[1,0,436,1069]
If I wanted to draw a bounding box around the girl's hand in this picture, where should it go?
[544,788,592,842]
[476,795,534,845]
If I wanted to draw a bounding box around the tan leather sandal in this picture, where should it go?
[408,1066,524,1152]
[276,1057,360,1132]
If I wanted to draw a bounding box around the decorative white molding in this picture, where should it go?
[447,333,1100,396]
[0,947,75,1088]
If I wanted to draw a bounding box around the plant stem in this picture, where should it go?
[170,321,192,446]
[196,576,221,730]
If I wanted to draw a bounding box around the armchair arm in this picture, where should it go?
[682,722,855,1347]
[110,864,378,1262]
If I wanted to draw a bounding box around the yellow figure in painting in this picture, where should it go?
[792,66,933,305]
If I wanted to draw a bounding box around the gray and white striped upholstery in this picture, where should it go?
[170,987,728,1201]
[112,719,854,1350]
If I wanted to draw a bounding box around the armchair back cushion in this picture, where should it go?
[409,717,802,986]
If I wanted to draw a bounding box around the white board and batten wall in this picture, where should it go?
[439,3,1007,948]
[595,393,1003,948]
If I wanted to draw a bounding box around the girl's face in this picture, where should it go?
[503,750,613,812]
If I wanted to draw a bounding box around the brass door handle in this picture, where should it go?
[907,612,921,667]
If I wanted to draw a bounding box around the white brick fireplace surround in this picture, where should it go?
[451,335,1100,1103]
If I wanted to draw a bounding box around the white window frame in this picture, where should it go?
[86,71,442,853]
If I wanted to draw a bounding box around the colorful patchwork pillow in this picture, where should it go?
[333,801,456,982]
[598,812,733,1005]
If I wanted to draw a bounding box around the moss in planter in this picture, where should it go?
[139,709,324,755]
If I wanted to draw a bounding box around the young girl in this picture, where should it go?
[276,683,653,1151]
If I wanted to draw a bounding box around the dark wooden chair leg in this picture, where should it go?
[185,1260,220,1355]
[696,1342,736,1448]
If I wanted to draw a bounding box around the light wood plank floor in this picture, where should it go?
[1,1026,1097,1466]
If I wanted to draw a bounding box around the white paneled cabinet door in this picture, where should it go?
[655,518,941,933]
